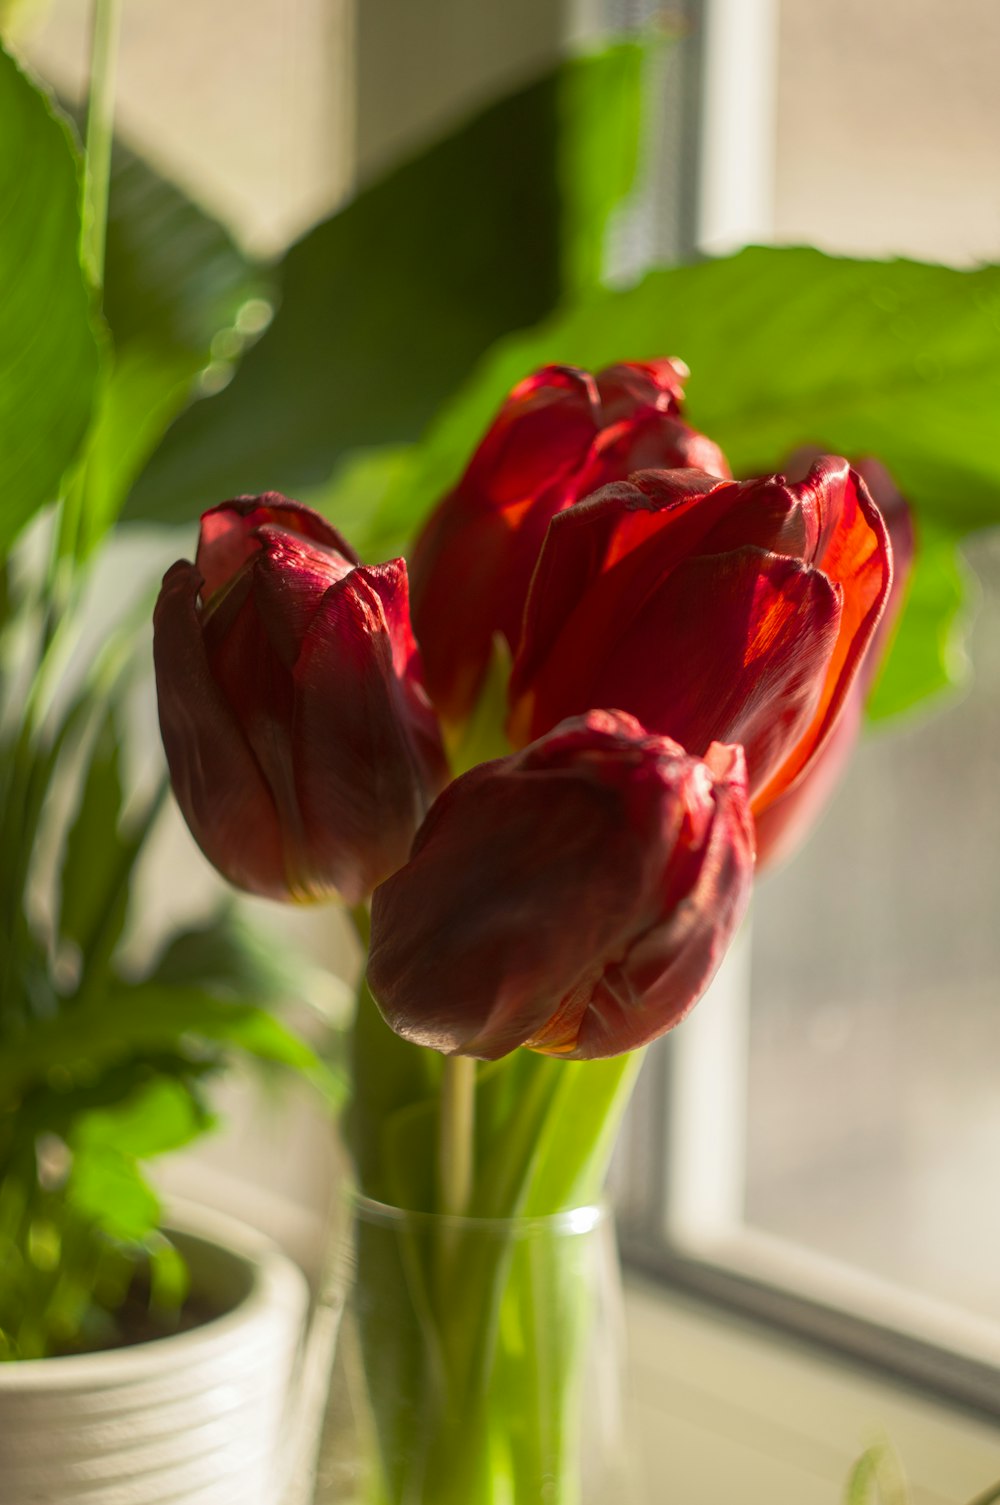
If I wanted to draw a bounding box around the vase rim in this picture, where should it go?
[347,1189,606,1239]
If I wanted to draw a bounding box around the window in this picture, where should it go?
[615,0,1000,1421]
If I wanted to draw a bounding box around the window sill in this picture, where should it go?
[624,1275,1000,1505]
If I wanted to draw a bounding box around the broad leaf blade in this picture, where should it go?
[76,141,267,553]
[0,975,339,1108]
[68,1077,209,1242]
[59,711,125,961]
[0,43,101,546]
[125,43,647,524]
[866,521,972,720]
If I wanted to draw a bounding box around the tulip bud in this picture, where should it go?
[409,360,730,726]
[367,711,754,1061]
[153,493,449,904]
[507,457,893,859]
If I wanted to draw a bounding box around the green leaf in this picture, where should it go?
[151,908,311,1004]
[67,1078,208,1242]
[0,43,101,547]
[58,711,124,961]
[559,39,644,297]
[75,141,267,553]
[302,442,422,563]
[124,43,647,526]
[0,977,339,1110]
[843,1444,910,1505]
[348,978,441,1202]
[967,1482,1000,1505]
[866,521,972,720]
[448,634,512,776]
[516,1053,642,1216]
[403,246,1000,714]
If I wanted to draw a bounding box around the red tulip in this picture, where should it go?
[409,361,730,726]
[153,494,448,904]
[367,711,754,1061]
[753,457,914,864]
[506,458,894,858]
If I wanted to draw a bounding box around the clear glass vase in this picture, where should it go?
[309,1194,634,1505]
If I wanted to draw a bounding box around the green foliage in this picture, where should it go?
[0,668,334,1357]
[866,521,972,720]
[0,43,101,549]
[844,1443,909,1505]
[124,43,647,525]
[305,443,422,563]
[390,245,1000,716]
[447,635,512,777]
[57,711,126,962]
[74,139,267,554]
[67,1079,210,1242]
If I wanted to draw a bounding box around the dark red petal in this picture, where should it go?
[752,691,860,868]
[410,370,602,722]
[200,561,305,871]
[509,470,733,725]
[522,545,841,797]
[196,493,357,601]
[355,559,451,801]
[540,744,754,1059]
[752,462,891,816]
[594,358,689,420]
[291,567,447,904]
[367,759,653,1059]
[153,561,288,899]
[753,461,912,867]
[580,414,732,496]
[459,365,602,503]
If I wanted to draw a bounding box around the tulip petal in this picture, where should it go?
[510,470,734,729]
[516,509,842,796]
[410,370,602,723]
[751,461,892,817]
[197,493,358,602]
[534,743,754,1059]
[753,459,912,866]
[291,563,448,904]
[153,561,288,898]
[370,760,650,1058]
[594,358,688,420]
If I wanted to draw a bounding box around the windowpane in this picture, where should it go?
[747,531,1000,1324]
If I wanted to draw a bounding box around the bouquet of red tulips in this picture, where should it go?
[153,358,911,1503]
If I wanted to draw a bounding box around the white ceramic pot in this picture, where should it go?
[0,1204,309,1505]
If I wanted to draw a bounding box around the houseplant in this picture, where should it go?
[0,28,334,1500]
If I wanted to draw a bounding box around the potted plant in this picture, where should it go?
[0,34,341,1502]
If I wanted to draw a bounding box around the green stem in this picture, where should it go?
[82,0,123,289]
[438,1055,475,1219]
[50,0,124,580]
[435,1054,476,1321]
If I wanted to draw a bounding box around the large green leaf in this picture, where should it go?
[58,711,125,961]
[67,1077,209,1242]
[0,977,338,1110]
[75,141,267,553]
[0,42,101,547]
[397,246,1000,713]
[124,43,645,526]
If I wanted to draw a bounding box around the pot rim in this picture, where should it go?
[0,1198,308,1388]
